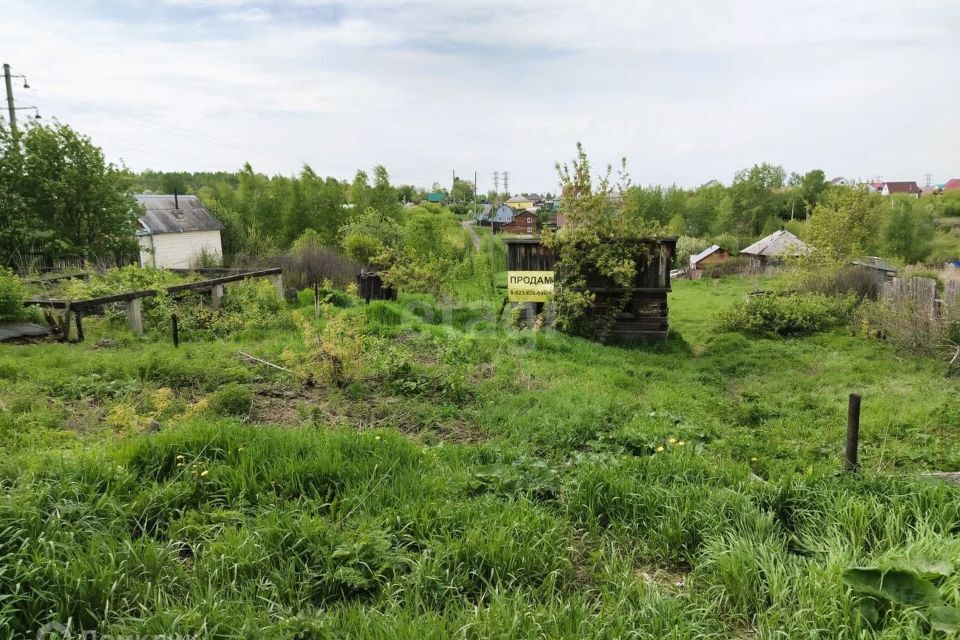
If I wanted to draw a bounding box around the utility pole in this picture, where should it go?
[3,63,16,136]
[502,170,510,196]
[452,169,456,205]
[924,173,933,189]
[474,170,478,216]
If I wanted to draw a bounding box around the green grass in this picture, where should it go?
[0,272,957,638]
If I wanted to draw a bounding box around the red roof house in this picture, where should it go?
[881,181,922,197]
[943,178,960,192]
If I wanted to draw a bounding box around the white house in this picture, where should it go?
[135,194,224,269]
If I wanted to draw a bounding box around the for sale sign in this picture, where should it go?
[507,271,555,302]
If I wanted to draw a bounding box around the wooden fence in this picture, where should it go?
[882,277,960,316]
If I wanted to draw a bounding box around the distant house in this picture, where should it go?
[740,229,812,266]
[689,244,729,270]
[881,181,922,197]
[505,195,534,211]
[943,178,960,192]
[701,179,722,188]
[830,177,850,186]
[425,191,445,203]
[136,194,223,269]
[476,203,493,224]
[499,209,540,235]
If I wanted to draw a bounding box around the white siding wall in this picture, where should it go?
[141,231,223,269]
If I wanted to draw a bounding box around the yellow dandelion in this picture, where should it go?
[199,470,209,477]
[177,462,184,467]
[175,454,185,460]
[677,440,686,447]
[656,446,665,453]
[375,436,381,441]
[750,457,758,462]
[668,437,677,444]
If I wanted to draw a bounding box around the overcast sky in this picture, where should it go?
[4,0,959,192]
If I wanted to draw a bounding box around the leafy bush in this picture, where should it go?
[716,292,857,337]
[281,230,360,289]
[798,264,884,300]
[0,267,26,322]
[208,383,253,417]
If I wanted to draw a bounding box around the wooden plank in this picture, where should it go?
[24,268,283,310]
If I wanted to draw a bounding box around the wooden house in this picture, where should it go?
[740,229,811,266]
[689,244,728,270]
[500,210,540,235]
[504,236,677,340]
[135,194,224,269]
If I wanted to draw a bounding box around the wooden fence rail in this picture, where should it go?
[22,268,283,341]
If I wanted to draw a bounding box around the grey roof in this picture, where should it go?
[851,256,897,273]
[476,203,493,221]
[740,229,812,257]
[135,194,224,235]
[689,244,722,268]
[505,195,530,204]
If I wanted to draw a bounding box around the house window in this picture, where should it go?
[526,226,532,233]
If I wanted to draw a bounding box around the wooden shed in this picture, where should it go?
[504,236,677,340]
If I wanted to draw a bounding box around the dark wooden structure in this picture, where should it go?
[499,210,541,236]
[504,236,677,340]
[357,270,397,302]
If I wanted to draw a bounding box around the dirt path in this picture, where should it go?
[461,219,481,251]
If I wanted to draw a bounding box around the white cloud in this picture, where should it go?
[3,0,959,191]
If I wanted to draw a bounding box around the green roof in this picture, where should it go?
[425,192,445,203]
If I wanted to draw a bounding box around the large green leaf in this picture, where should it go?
[930,606,960,634]
[883,554,955,579]
[843,568,942,606]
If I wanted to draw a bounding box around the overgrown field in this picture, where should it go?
[0,273,958,638]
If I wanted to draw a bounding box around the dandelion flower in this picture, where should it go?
[199,470,209,477]
[677,440,686,446]
[656,446,665,452]
[375,436,381,441]
[668,437,677,444]
[750,457,758,462]
[175,454,185,460]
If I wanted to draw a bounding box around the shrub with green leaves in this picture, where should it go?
[716,292,857,337]
[0,267,26,322]
[208,383,253,417]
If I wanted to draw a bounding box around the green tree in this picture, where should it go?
[0,120,138,267]
[883,197,934,264]
[798,169,828,214]
[729,163,787,236]
[808,187,881,261]
[450,177,475,204]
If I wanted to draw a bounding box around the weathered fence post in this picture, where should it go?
[126,299,144,336]
[314,282,320,318]
[845,393,861,472]
[211,284,225,310]
[171,313,180,348]
[74,311,85,343]
[270,274,284,298]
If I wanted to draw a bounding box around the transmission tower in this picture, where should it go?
[924,173,933,189]
[502,171,510,196]
[492,171,499,195]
